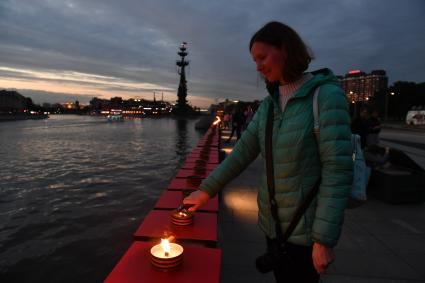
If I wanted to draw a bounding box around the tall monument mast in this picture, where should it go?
[173,42,195,115]
[176,42,189,107]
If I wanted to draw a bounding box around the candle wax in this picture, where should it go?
[150,243,183,259]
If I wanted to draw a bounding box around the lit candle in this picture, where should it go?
[161,238,170,257]
[171,208,193,225]
[212,115,221,126]
[150,238,184,269]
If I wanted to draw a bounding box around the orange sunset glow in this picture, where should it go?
[0,66,215,107]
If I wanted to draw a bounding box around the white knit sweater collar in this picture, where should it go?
[278,73,313,97]
[278,73,313,112]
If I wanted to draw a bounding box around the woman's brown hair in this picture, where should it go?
[249,21,314,83]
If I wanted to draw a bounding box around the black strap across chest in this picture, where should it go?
[265,102,321,244]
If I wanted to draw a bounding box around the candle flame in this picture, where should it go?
[161,238,170,256]
[213,116,221,126]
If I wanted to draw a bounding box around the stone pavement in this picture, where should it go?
[218,129,425,283]
[382,122,425,133]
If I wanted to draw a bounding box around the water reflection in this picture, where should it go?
[0,115,202,283]
[175,118,188,160]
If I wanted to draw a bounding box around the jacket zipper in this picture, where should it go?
[270,94,310,241]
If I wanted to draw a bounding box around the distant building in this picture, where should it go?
[0,90,28,112]
[89,97,110,110]
[88,96,172,116]
[339,70,388,102]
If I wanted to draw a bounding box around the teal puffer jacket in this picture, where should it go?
[200,68,353,247]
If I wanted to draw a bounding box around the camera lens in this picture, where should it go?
[255,253,275,273]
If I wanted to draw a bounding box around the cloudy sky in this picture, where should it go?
[1,0,424,107]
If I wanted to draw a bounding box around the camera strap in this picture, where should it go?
[265,102,321,245]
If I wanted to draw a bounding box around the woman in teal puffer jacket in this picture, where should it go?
[184,21,353,282]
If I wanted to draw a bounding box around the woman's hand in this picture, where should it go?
[183,190,210,212]
[312,242,335,274]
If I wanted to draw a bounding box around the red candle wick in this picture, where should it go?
[165,251,169,257]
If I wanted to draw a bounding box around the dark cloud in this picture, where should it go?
[1,0,424,106]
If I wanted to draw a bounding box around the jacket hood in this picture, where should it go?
[266,68,340,103]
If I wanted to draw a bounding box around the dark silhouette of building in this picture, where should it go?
[88,96,172,116]
[0,90,47,120]
[0,90,28,113]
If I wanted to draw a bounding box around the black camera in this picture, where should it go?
[255,241,290,273]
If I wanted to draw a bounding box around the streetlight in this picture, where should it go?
[384,91,395,122]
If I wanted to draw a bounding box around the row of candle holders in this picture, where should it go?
[152,124,220,269]
[104,123,222,282]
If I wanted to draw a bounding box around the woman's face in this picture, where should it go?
[251,42,286,83]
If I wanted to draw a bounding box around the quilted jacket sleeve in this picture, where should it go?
[312,84,353,247]
[199,101,265,197]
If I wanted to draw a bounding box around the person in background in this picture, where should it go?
[351,107,370,149]
[222,112,231,130]
[225,105,245,142]
[184,21,352,282]
[367,108,382,147]
[243,105,254,130]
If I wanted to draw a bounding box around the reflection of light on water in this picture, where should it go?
[48,183,67,189]
[79,177,113,184]
[94,192,107,198]
[86,192,108,201]
[223,190,258,223]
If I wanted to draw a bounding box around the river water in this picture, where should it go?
[0,115,203,283]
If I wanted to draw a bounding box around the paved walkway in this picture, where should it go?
[218,130,425,283]
[382,122,425,133]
